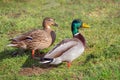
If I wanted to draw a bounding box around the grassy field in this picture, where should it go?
[0,0,120,80]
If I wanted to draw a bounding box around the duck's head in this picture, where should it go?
[43,17,58,29]
[71,19,90,36]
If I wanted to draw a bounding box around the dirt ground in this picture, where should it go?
[19,65,52,76]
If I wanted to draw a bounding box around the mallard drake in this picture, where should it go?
[7,17,58,58]
[39,19,90,68]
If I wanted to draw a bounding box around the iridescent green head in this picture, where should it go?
[71,19,90,36]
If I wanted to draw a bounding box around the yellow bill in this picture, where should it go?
[82,23,90,28]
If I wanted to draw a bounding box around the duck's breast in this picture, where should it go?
[74,33,86,46]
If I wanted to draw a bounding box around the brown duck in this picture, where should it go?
[7,17,58,58]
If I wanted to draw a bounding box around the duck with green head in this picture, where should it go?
[39,19,90,68]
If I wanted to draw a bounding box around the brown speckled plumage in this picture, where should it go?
[8,17,58,58]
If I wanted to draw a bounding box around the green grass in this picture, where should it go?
[0,0,120,80]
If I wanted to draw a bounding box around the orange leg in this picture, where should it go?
[32,50,35,59]
[67,62,71,68]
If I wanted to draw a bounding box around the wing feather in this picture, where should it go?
[44,38,79,58]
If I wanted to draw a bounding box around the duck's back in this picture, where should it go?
[10,29,54,50]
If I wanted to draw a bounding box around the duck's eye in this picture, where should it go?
[48,19,51,21]
[48,19,53,21]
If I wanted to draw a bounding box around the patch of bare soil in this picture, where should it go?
[19,66,51,76]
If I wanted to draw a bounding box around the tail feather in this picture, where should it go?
[39,58,53,64]
[9,38,20,42]
[7,44,18,47]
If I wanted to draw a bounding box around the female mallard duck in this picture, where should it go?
[8,17,58,59]
[39,19,90,68]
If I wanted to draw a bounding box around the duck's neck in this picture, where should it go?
[45,26,51,29]
[43,25,56,46]
[73,31,86,47]
[72,28,79,36]
[43,26,53,34]
[43,25,51,29]
[43,21,51,30]
[74,33,79,36]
